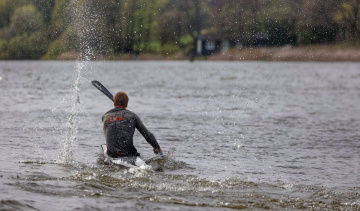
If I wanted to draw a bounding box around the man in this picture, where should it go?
[102,91,162,160]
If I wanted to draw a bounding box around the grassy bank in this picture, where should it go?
[208,45,360,62]
[55,44,360,62]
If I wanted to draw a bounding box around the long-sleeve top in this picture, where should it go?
[102,107,160,157]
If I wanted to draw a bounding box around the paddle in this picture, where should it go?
[91,80,114,102]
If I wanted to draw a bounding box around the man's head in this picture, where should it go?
[114,91,129,108]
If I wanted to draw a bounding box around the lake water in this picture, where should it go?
[0,60,359,210]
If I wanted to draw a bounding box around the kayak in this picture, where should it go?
[100,144,166,170]
[101,144,145,168]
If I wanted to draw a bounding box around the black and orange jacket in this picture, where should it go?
[102,107,160,157]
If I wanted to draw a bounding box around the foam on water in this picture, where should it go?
[16,158,359,210]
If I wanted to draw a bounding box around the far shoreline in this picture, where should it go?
[57,45,360,62]
[1,45,360,62]
[207,45,360,62]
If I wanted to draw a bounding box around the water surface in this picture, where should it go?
[0,61,359,210]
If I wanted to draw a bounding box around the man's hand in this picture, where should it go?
[153,148,163,155]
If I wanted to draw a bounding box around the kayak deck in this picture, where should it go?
[101,144,166,170]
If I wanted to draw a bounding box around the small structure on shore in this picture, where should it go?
[196,33,296,56]
[196,35,235,56]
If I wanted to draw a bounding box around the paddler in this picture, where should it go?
[102,91,162,159]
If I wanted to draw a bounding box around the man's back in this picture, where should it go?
[102,107,160,157]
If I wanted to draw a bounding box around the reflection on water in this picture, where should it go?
[0,61,359,210]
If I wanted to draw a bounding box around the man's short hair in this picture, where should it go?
[114,91,129,107]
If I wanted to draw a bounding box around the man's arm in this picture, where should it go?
[134,114,161,153]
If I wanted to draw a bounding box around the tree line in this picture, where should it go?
[0,0,359,59]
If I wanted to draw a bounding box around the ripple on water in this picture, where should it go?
[8,151,360,210]
[0,200,38,211]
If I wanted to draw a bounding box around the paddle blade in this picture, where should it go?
[91,80,114,102]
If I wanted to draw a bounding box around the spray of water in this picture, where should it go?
[56,1,106,165]
[56,62,84,165]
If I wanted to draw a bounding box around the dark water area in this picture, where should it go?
[0,61,359,210]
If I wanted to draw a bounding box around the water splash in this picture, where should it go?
[56,1,106,165]
[56,62,84,165]
[126,165,154,176]
[161,147,189,171]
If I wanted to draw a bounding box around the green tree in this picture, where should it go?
[0,0,26,29]
[1,3,48,59]
[134,0,168,53]
[257,0,296,45]
[209,0,263,44]
[159,0,210,54]
[113,0,168,54]
[32,0,56,24]
[102,0,123,54]
[10,4,46,35]
[49,0,74,40]
[6,31,48,59]
[159,0,186,45]
[334,0,360,41]
[294,0,340,45]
